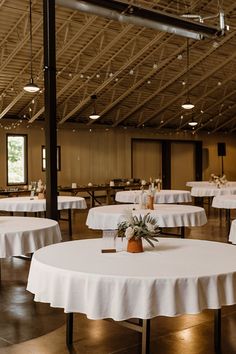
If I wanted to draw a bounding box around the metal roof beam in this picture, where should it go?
[56,0,225,40]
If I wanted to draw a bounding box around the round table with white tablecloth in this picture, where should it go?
[115,189,191,204]
[0,196,87,212]
[190,186,236,197]
[229,220,236,244]
[0,196,87,237]
[186,181,236,188]
[0,216,62,258]
[212,195,236,238]
[27,238,236,353]
[86,204,207,238]
[212,195,236,209]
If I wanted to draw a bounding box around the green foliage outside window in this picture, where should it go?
[7,135,27,185]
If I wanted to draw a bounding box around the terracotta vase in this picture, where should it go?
[146,195,154,210]
[127,238,144,253]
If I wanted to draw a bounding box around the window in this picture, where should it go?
[41,145,61,171]
[7,134,28,185]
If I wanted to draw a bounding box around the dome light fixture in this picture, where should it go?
[182,97,195,110]
[181,39,194,110]
[24,78,40,93]
[89,94,100,120]
[188,116,198,126]
[24,0,39,93]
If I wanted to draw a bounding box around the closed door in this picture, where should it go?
[171,142,195,190]
[132,140,162,181]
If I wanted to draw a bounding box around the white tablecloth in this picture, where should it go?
[229,220,236,244]
[86,204,207,230]
[191,186,236,197]
[187,181,236,187]
[212,195,236,209]
[115,190,191,204]
[0,216,61,257]
[0,196,87,212]
[27,238,236,320]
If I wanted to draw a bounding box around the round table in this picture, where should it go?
[27,238,236,352]
[0,216,61,258]
[212,195,236,237]
[86,204,207,238]
[0,196,87,237]
[190,186,236,197]
[115,190,191,204]
[187,181,236,188]
[229,220,236,244]
[186,181,213,187]
[0,196,87,212]
[212,195,236,209]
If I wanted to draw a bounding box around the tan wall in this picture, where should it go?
[0,125,236,188]
[171,142,195,190]
[132,140,162,181]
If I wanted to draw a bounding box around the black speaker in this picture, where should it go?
[217,142,226,156]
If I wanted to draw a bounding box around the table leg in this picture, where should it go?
[66,313,74,349]
[141,319,150,354]
[89,191,94,207]
[226,209,231,234]
[180,227,185,238]
[106,188,111,205]
[214,309,221,353]
[68,209,72,238]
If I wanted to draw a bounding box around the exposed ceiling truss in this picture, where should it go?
[0,0,236,134]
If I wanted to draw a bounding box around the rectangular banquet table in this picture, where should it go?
[27,238,236,353]
[58,183,141,206]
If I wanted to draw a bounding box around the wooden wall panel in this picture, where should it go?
[132,139,162,181]
[0,125,236,189]
[171,142,195,190]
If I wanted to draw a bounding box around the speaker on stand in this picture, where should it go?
[217,143,226,175]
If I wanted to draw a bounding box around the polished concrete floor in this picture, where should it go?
[1,203,236,354]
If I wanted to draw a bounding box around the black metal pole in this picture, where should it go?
[221,156,224,176]
[66,313,74,348]
[43,0,58,220]
[214,309,221,353]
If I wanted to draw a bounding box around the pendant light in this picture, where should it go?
[23,0,40,93]
[89,94,100,119]
[188,119,198,126]
[182,39,194,110]
[188,114,198,126]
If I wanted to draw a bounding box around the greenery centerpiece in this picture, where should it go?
[117,210,160,252]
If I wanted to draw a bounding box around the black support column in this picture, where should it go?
[195,141,202,181]
[162,140,171,189]
[43,0,58,220]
